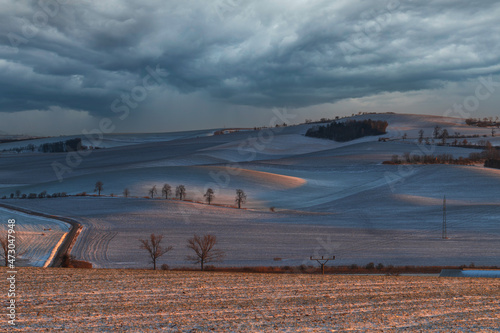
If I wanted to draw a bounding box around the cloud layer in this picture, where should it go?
[1,0,500,134]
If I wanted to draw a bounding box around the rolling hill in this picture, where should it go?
[1,113,499,268]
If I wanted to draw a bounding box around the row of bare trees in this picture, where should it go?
[139,233,224,271]
[149,184,246,208]
[97,181,247,208]
[149,184,185,200]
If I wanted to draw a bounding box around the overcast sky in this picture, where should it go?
[1,0,500,136]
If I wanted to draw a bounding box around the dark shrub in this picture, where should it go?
[365,262,375,269]
[61,253,75,268]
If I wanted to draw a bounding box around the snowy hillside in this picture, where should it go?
[1,113,499,268]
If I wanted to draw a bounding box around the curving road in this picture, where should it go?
[0,203,82,267]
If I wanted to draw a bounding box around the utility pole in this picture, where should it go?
[310,255,335,275]
[442,195,447,239]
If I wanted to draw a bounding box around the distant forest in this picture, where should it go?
[2,138,83,153]
[305,119,388,142]
[465,117,500,127]
[38,138,82,153]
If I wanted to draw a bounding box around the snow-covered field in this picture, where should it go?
[4,268,499,332]
[5,196,500,268]
[0,208,69,267]
[0,113,499,268]
[0,129,215,151]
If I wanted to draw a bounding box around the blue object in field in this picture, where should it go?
[440,269,500,278]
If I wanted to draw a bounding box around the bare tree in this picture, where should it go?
[149,185,157,199]
[433,125,441,139]
[61,252,75,268]
[139,234,173,270]
[440,129,449,145]
[15,190,21,199]
[94,181,104,196]
[162,184,172,199]
[235,189,246,209]
[0,232,10,267]
[418,129,424,144]
[123,188,130,198]
[204,188,215,205]
[0,232,26,267]
[176,185,186,200]
[186,234,224,271]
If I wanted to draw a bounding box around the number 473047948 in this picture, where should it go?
[7,221,16,269]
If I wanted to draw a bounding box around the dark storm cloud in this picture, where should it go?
[1,0,500,116]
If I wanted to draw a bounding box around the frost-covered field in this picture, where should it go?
[0,113,499,268]
[5,197,500,268]
[3,268,499,332]
[0,208,69,267]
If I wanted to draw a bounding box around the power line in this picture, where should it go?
[310,255,335,275]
